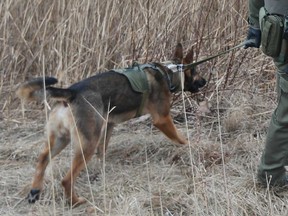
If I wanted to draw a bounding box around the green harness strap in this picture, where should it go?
[113,63,152,93]
[113,63,154,117]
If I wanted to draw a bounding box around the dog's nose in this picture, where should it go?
[197,78,206,88]
[201,78,206,87]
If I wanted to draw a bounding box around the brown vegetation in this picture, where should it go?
[0,0,285,215]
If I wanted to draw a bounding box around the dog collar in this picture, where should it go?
[161,61,184,73]
[155,63,182,92]
[166,63,184,73]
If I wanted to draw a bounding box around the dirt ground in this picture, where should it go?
[2,86,288,215]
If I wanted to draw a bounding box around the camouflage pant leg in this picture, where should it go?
[258,61,288,186]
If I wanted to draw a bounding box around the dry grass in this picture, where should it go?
[1,0,287,215]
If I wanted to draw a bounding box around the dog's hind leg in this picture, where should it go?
[28,130,70,203]
[61,134,99,206]
[61,111,104,207]
[152,114,188,145]
[96,123,115,160]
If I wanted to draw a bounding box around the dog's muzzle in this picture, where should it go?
[187,78,207,93]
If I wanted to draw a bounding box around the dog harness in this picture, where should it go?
[112,63,151,117]
[113,63,151,93]
[113,62,179,117]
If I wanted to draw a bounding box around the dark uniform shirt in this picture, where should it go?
[249,0,288,27]
[264,0,288,15]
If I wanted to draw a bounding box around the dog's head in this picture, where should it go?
[172,43,206,93]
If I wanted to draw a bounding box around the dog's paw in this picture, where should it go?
[72,197,87,208]
[27,189,41,203]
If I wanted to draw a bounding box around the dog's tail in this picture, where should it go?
[16,77,75,102]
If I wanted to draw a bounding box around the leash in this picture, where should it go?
[167,39,253,72]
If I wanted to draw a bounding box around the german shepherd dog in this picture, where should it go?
[16,43,206,206]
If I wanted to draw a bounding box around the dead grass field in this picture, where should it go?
[1,0,288,215]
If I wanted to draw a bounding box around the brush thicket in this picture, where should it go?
[1,0,283,215]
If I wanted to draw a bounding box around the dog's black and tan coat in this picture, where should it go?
[16,43,206,206]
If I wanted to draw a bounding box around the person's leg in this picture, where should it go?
[258,61,288,186]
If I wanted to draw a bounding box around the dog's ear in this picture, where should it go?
[173,43,183,63]
[184,47,194,64]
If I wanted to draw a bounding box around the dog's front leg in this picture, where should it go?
[153,114,188,145]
